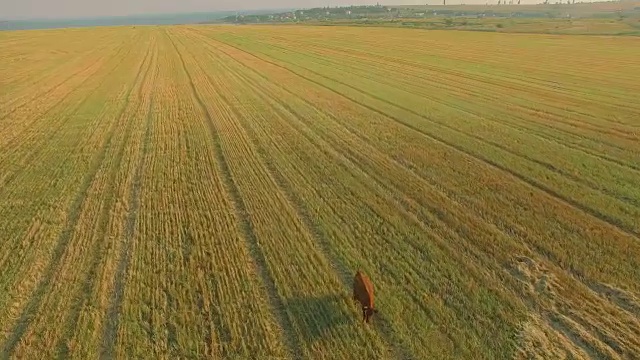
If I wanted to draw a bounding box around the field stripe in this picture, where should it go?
[232,97,417,360]
[0,30,118,115]
[166,29,300,359]
[0,34,140,343]
[211,36,640,239]
[217,30,640,201]
[175,27,399,358]
[210,31,640,218]
[113,29,290,358]
[280,42,640,164]
[260,34,640,136]
[0,38,129,177]
[0,35,138,271]
[0,40,113,121]
[0,32,133,147]
[56,35,156,358]
[0,33,151,358]
[277,28,640,110]
[256,29,640,137]
[260,38,640,201]
[0,49,131,274]
[100,44,158,360]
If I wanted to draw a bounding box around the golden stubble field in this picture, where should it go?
[0,24,639,359]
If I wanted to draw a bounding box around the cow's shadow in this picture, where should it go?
[284,293,355,343]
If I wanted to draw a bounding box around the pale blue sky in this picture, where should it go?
[2,0,557,20]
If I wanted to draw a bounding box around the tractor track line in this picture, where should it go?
[268,33,638,104]
[291,34,640,114]
[166,29,300,360]
[0,32,134,118]
[59,79,150,357]
[52,37,154,359]
[288,45,640,170]
[99,47,157,360]
[284,37,640,133]
[166,30,233,356]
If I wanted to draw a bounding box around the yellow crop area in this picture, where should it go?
[1,24,639,359]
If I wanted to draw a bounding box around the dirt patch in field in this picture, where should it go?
[587,282,640,318]
[508,255,560,300]
[514,314,590,360]
[508,255,640,359]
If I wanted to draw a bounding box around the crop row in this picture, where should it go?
[111,29,293,359]
[1,28,155,358]
[0,29,129,119]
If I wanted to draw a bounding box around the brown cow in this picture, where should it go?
[352,270,378,323]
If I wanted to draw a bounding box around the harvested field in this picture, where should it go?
[1,25,639,359]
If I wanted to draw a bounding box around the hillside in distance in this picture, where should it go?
[1,25,639,359]
[220,1,640,35]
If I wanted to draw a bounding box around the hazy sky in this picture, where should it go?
[2,0,560,20]
[5,0,377,19]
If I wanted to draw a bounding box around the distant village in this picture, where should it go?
[222,4,395,23]
[220,1,612,24]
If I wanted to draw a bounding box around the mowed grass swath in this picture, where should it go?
[0,24,639,359]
